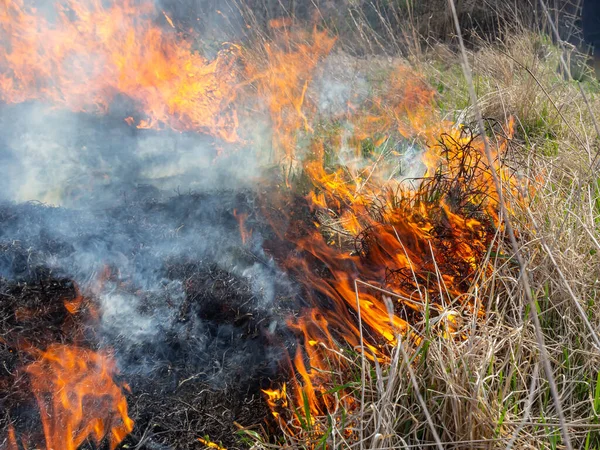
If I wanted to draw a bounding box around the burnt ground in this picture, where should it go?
[0,190,300,450]
[0,104,305,449]
[0,274,277,449]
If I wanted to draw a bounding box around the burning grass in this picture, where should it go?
[1,1,600,449]
[249,116,518,445]
[250,25,600,450]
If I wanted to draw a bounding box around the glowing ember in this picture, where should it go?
[26,344,133,450]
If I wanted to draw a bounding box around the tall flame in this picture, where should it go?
[0,0,239,140]
[242,27,336,162]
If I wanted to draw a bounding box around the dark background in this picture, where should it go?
[158,0,586,54]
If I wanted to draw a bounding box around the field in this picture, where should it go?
[2,1,600,449]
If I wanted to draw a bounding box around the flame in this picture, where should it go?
[197,437,227,450]
[233,209,252,245]
[64,295,84,315]
[262,383,288,419]
[0,0,239,140]
[259,62,516,429]
[0,0,519,442]
[242,28,336,163]
[25,344,134,450]
[6,424,18,450]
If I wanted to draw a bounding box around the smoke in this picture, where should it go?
[0,103,265,205]
[0,0,428,394]
[0,95,294,388]
[0,182,296,388]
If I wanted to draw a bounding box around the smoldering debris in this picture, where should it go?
[0,187,299,449]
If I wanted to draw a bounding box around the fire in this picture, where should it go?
[6,424,17,450]
[0,0,519,444]
[25,344,133,450]
[233,209,252,245]
[63,296,84,315]
[242,27,336,163]
[0,0,238,140]
[262,384,288,419]
[197,437,227,450]
[259,61,516,431]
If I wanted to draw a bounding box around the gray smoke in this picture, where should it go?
[0,0,426,392]
[0,100,294,387]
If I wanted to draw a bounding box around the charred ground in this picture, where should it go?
[0,189,301,449]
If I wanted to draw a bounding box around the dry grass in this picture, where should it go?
[368,27,600,450]
[219,0,582,57]
[240,9,600,450]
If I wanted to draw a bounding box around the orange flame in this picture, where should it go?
[0,0,239,140]
[260,65,516,428]
[197,437,227,450]
[262,383,288,420]
[233,209,252,245]
[26,344,134,450]
[63,295,84,315]
[6,424,18,450]
[242,28,336,163]
[0,0,519,440]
